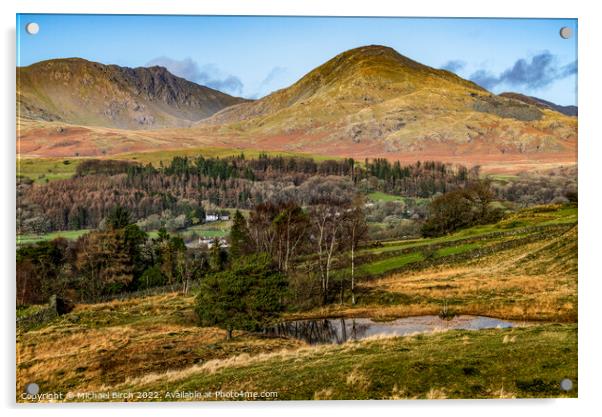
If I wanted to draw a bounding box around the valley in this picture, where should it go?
[16,43,578,402]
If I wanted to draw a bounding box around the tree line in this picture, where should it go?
[18,155,479,234]
[17,206,223,305]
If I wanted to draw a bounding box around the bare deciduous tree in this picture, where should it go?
[343,195,368,305]
[309,199,347,305]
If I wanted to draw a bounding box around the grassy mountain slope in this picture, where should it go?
[17,58,246,129]
[198,45,577,157]
[350,210,577,322]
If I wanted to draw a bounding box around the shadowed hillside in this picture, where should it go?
[500,92,578,117]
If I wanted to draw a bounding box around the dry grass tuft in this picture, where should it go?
[17,291,303,394]
[346,367,371,391]
[313,388,334,400]
[425,388,447,399]
[118,342,339,390]
[388,384,409,400]
[493,385,517,399]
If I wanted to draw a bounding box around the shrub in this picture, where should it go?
[422,181,503,237]
[138,266,166,289]
[195,254,287,339]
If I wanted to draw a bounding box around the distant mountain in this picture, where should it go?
[200,45,576,156]
[499,92,577,117]
[17,58,246,129]
[16,47,577,169]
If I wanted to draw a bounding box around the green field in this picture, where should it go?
[357,242,488,276]
[179,220,232,239]
[17,158,83,183]
[367,191,429,205]
[359,252,425,275]
[18,221,233,246]
[367,192,405,202]
[17,229,91,245]
[116,146,343,166]
[302,204,577,323]
[362,205,576,257]
[488,174,521,184]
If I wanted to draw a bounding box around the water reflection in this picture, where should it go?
[265,315,516,345]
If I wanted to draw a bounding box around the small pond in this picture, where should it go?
[264,315,519,345]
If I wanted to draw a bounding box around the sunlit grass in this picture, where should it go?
[367,192,405,202]
[17,157,82,183]
[110,324,578,401]
[180,221,232,239]
[17,289,577,401]
[359,252,425,275]
[17,229,91,245]
[367,191,429,205]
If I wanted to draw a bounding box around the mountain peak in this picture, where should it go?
[264,45,488,109]
[334,44,419,64]
[304,44,434,84]
[18,46,577,164]
[205,45,487,128]
[338,44,402,59]
[309,45,481,87]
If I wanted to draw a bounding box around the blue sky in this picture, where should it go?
[17,15,577,105]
